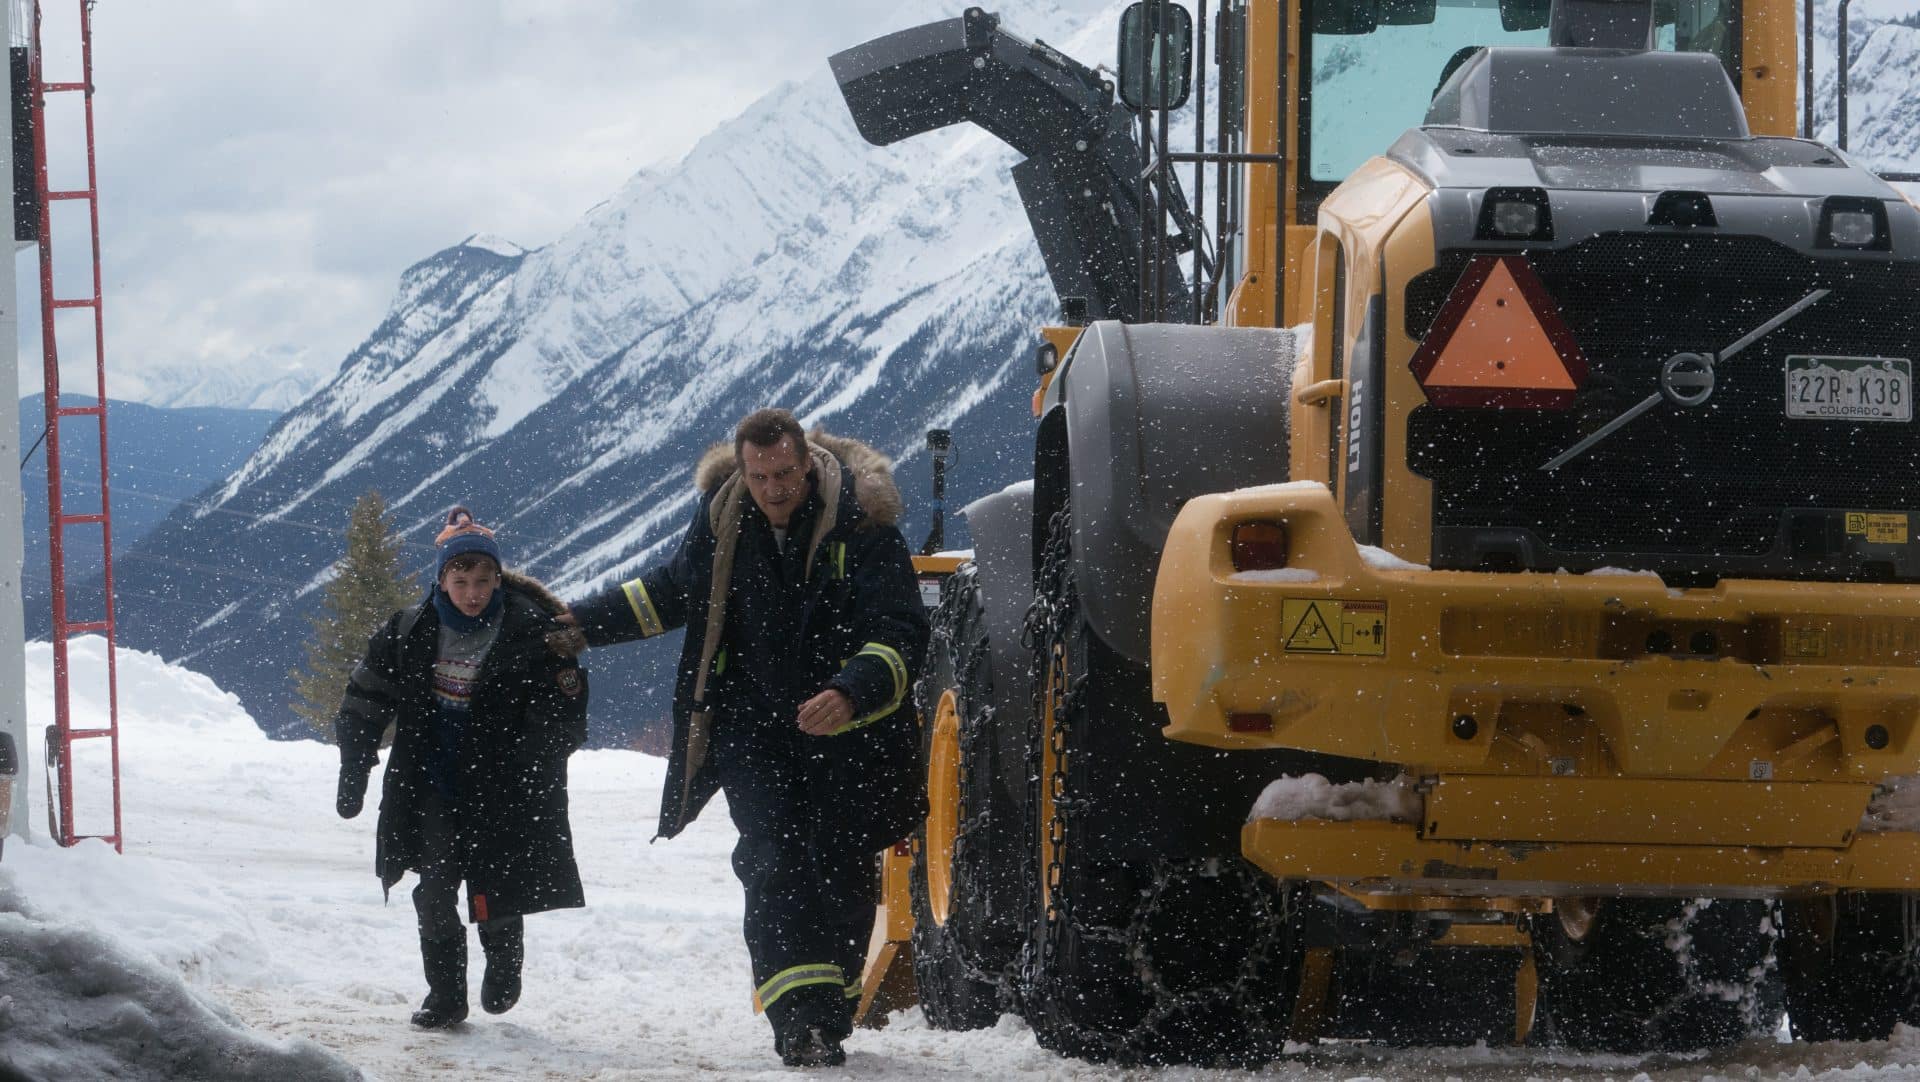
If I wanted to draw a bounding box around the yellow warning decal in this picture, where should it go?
[1845,512,1909,545]
[1281,599,1387,656]
[1783,626,1830,659]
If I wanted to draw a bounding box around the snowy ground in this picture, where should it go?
[9,641,1920,1080]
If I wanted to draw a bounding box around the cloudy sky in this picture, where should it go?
[13,0,931,403]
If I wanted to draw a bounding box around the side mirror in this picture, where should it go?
[1499,0,1553,32]
[1117,2,1194,111]
[1312,0,1379,35]
[1378,0,1438,26]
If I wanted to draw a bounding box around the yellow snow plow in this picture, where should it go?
[838,0,1920,1058]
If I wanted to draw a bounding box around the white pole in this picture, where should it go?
[0,0,28,843]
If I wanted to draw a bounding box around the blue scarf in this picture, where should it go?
[432,586,503,634]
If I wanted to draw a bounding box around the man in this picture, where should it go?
[562,408,928,1067]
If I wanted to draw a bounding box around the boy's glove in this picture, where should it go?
[336,765,371,819]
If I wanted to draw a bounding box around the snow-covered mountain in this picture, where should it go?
[105,0,1920,743]
[123,360,326,412]
[17,394,279,618]
[1810,0,1920,174]
[112,0,1119,741]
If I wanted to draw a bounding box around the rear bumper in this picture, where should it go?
[1151,482,1920,776]
[1153,482,1920,894]
[1242,817,1920,897]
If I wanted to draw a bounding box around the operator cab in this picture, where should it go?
[1302,0,1744,215]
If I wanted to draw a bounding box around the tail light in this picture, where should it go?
[1230,521,1290,571]
[1228,713,1275,733]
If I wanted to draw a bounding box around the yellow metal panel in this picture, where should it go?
[855,841,919,1027]
[1242,818,1920,895]
[1152,481,1920,780]
[911,554,967,576]
[1741,0,1798,136]
[1229,0,1283,330]
[1424,776,1871,848]
[1431,924,1528,948]
[1314,158,1429,514]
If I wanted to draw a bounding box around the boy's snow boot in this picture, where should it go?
[411,933,469,1028]
[478,918,524,1015]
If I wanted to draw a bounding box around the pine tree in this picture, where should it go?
[290,490,420,743]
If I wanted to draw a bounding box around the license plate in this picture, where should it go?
[1785,356,1911,422]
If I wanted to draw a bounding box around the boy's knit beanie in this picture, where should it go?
[435,505,503,579]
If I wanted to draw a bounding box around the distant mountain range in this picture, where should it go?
[18,395,280,624]
[101,0,1920,744]
[124,361,327,413]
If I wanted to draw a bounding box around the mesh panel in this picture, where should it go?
[1406,234,1920,563]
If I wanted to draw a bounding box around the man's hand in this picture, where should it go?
[336,765,371,819]
[554,609,578,626]
[797,688,855,736]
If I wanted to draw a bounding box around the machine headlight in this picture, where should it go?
[1490,200,1540,237]
[1475,187,1553,242]
[1828,210,1879,247]
[1819,197,1890,251]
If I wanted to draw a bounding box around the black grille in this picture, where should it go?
[1406,233,1920,576]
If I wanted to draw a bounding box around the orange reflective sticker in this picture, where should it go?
[1410,255,1588,408]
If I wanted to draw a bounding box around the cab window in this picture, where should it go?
[1302,0,1742,188]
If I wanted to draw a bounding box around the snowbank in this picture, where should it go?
[11,639,1920,1079]
[1250,773,1422,824]
[0,872,360,1081]
[1865,775,1920,833]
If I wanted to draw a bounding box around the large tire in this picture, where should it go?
[908,564,1022,1030]
[1529,897,1783,1053]
[1781,891,1920,1041]
[1018,504,1298,1065]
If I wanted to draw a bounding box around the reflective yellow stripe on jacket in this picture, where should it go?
[837,642,907,733]
[621,578,665,638]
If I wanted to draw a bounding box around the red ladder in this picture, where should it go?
[32,0,120,852]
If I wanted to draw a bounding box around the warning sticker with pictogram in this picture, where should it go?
[1281,599,1387,656]
[1845,512,1909,545]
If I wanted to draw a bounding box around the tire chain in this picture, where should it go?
[1124,859,1294,1064]
[1017,504,1282,1065]
[924,565,1019,999]
[1659,898,1784,1038]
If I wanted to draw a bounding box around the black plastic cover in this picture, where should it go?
[1427,47,1748,141]
[12,47,36,244]
[1045,322,1296,664]
[830,10,1192,323]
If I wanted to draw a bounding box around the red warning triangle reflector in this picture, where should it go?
[1409,255,1589,408]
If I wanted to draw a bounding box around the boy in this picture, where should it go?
[334,506,588,1027]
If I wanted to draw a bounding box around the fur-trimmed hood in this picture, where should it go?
[500,569,583,657]
[692,430,903,529]
[503,568,567,617]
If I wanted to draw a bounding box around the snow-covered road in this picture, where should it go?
[8,640,1920,1080]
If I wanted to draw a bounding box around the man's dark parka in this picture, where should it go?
[336,571,588,922]
[570,434,929,850]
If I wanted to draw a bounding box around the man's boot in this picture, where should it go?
[777,1021,847,1068]
[411,933,469,1028]
[478,918,524,1015]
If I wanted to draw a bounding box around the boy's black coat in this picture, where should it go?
[337,572,588,922]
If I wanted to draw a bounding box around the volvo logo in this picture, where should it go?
[1659,352,1716,407]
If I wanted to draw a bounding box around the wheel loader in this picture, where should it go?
[832,0,1920,1061]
